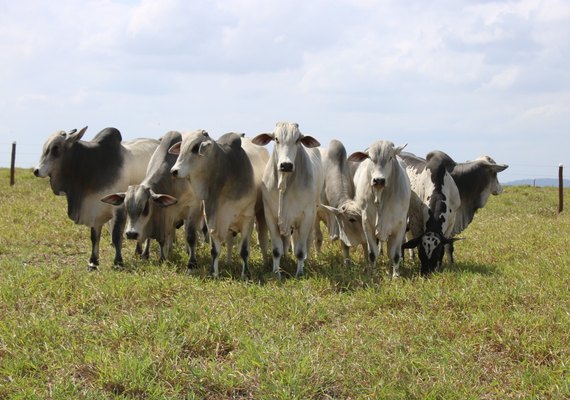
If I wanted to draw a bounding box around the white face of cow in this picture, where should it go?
[273,122,302,173]
[123,186,153,240]
[252,122,320,190]
[349,141,406,202]
[101,185,177,241]
[169,130,210,179]
[321,201,365,247]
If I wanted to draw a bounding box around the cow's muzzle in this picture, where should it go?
[125,231,139,240]
[33,168,40,177]
[279,162,294,173]
[372,178,386,188]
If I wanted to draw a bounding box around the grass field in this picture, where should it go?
[1,168,569,399]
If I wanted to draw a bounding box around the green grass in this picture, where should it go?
[1,168,569,399]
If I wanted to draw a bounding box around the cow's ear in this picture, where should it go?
[402,236,422,249]
[101,192,126,206]
[168,142,181,155]
[491,163,508,172]
[394,143,408,156]
[198,140,213,156]
[151,192,178,208]
[300,135,320,148]
[251,133,274,146]
[348,151,369,162]
[443,236,463,245]
[318,204,341,217]
[66,126,88,144]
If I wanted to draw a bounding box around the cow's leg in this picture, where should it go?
[386,234,403,278]
[88,225,102,271]
[445,242,455,265]
[225,231,235,263]
[209,236,222,278]
[158,240,166,263]
[266,218,284,278]
[185,223,198,271]
[362,213,378,275]
[293,217,314,277]
[142,239,150,259]
[314,218,323,254]
[341,242,351,267]
[111,206,127,268]
[239,218,255,280]
[255,209,269,262]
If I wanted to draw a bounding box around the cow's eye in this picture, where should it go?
[51,146,59,157]
[142,201,150,216]
[275,138,279,144]
[349,218,357,223]
[191,144,200,154]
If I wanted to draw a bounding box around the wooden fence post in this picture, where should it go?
[559,164,564,213]
[10,142,16,186]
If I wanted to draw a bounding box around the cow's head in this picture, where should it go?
[402,232,457,275]
[252,122,320,174]
[477,156,508,196]
[101,185,177,240]
[318,201,365,248]
[169,129,210,179]
[348,141,407,199]
[33,126,88,195]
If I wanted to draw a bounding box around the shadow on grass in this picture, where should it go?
[448,261,500,276]
[110,238,501,292]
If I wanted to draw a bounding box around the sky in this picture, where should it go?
[1,0,569,183]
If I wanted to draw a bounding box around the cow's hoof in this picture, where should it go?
[87,264,98,272]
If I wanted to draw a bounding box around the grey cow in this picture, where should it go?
[170,130,268,278]
[447,155,508,262]
[34,126,159,270]
[101,131,205,269]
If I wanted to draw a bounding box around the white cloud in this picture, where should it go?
[0,0,569,182]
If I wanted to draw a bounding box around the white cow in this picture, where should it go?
[252,122,324,278]
[169,130,268,278]
[316,139,365,264]
[348,141,411,277]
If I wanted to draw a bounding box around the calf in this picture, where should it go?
[33,126,158,270]
[101,131,204,268]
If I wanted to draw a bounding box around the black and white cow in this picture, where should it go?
[169,130,269,278]
[400,151,461,275]
[33,126,159,270]
[447,155,508,262]
[101,131,204,269]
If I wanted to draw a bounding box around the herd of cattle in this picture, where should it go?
[33,122,508,278]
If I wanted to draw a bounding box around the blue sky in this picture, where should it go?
[1,0,569,182]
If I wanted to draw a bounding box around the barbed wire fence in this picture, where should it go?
[2,141,566,211]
